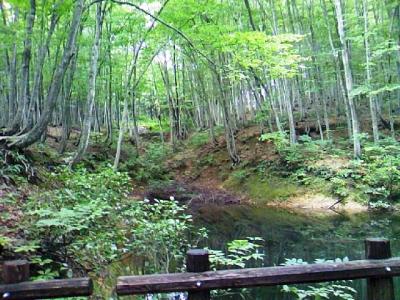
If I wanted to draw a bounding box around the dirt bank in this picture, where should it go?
[165,125,369,214]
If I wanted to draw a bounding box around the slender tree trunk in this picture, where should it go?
[334,0,361,157]
[114,97,128,170]
[363,0,379,143]
[105,19,113,145]
[59,49,78,154]
[243,0,257,30]
[70,2,104,166]
[8,0,35,134]
[26,6,58,132]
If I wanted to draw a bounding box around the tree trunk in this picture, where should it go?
[334,0,361,157]
[69,2,104,166]
[114,97,128,170]
[8,0,84,149]
[363,0,379,143]
[8,0,35,134]
[26,6,59,132]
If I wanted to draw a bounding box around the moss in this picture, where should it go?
[225,170,299,204]
[245,175,298,203]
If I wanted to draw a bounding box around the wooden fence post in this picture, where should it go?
[186,249,210,300]
[2,260,30,285]
[365,238,394,300]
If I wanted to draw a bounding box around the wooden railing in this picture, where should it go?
[0,238,398,300]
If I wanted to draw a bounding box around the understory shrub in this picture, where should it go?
[19,166,205,278]
[120,143,171,183]
[328,139,400,206]
[127,198,207,274]
[0,149,35,185]
[259,133,323,172]
[187,131,210,148]
[24,166,131,271]
[360,140,400,203]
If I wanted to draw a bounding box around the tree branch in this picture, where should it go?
[88,0,217,68]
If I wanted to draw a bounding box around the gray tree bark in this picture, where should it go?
[8,0,35,134]
[334,0,362,157]
[6,0,85,149]
[363,0,379,143]
[70,2,105,166]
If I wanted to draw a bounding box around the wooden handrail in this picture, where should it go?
[0,238,395,300]
[117,257,400,295]
[0,278,93,300]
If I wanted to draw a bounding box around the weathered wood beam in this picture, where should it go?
[0,278,93,299]
[117,258,400,295]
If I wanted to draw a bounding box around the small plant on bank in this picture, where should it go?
[187,131,210,148]
[198,154,216,167]
[120,142,171,183]
[259,132,289,151]
[230,169,249,184]
[0,149,35,185]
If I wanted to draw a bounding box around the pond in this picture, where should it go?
[101,205,400,299]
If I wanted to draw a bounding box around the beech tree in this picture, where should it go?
[0,0,399,163]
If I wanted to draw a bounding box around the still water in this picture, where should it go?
[102,205,400,299]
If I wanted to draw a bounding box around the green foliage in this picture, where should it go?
[137,116,170,132]
[220,31,304,79]
[207,237,265,299]
[128,199,207,273]
[230,169,248,184]
[209,237,264,269]
[281,258,356,300]
[121,143,171,183]
[187,131,210,148]
[30,257,61,281]
[0,149,34,185]
[360,140,400,203]
[282,284,356,300]
[0,235,12,250]
[260,133,323,172]
[368,200,391,210]
[258,133,400,206]
[25,166,131,270]
[259,132,289,151]
[23,166,207,276]
[322,139,400,206]
[198,154,216,167]
[330,177,351,199]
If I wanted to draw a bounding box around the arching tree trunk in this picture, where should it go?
[7,0,84,149]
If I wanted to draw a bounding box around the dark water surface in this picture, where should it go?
[104,205,400,299]
[194,205,400,300]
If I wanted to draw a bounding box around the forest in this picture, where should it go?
[1,0,400,299]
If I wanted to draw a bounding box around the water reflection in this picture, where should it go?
[100,205,400,299]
